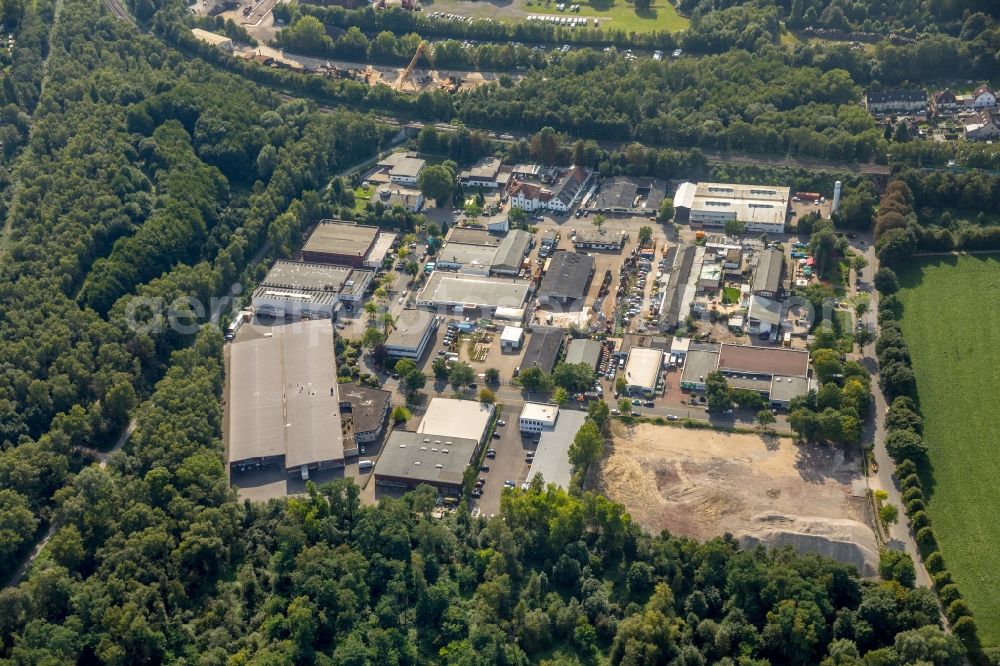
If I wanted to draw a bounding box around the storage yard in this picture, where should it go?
[596,422,877,574]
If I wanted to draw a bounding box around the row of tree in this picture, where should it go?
[276,19,549,72]
[873,265,985,658]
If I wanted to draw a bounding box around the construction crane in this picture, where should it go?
[396,40,434,91]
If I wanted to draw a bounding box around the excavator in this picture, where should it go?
[395,40,434,91]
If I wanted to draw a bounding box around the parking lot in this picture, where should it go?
[472,406,537,517]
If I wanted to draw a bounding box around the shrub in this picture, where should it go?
[894,458,917,479]
[916,526,937,550]
[951,616,981,653]
[947,599,972,624]
[905,498,925,515]
[902,487,924,504]
[879,549,916,588]
[874,267,900,294]
[938,583,962,606]
[899,473,922,491]
[886,429,926,461]
[932,569,953,591]
[911,511,931,530]
[924,551,945,574]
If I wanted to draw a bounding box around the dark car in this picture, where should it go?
[644,400,655,407]
[485,449,496,458]
[480,465,490,472]
[492,432,501,439]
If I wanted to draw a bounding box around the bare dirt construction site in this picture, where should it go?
[596,423,879,575]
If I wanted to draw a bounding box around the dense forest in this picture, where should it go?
[0,0,384,578]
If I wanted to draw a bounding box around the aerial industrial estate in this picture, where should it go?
[225,153,841,503]
[7,0,999,659]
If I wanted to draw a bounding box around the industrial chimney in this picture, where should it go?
[832,180,842,215]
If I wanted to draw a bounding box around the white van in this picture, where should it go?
[358,460,374,470]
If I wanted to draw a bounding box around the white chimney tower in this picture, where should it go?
[832,180,842,215]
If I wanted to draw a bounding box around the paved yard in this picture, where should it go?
[473,404,535,517]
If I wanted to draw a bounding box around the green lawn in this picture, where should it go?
[896,254,1000,648]
[424,0,688,33]
[722,286,741,304]
[569,0,689,32]
[354,185,374,213]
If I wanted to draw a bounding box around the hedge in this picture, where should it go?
[905,498,925,515]
[902,487,924,504]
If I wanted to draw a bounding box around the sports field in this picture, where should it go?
[896,254,1000,648]
[423,0,688,33]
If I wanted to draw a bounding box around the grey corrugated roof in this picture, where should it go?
[229,320,343,468]
[491,230,531,271]
[564,339,602,369]
[522,327,564,373]
[752,249,784,294]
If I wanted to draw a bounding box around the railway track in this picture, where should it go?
[102,0,135,25]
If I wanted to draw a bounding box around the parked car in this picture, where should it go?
[480,465,490,472]
[492,432,501,439]
[644,400,655,407]
[632,398,641,406]
[497,419,506,426]
[667,415,679,421]
[485,449,496,458]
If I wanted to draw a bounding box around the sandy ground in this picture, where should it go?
[596,422,868,540]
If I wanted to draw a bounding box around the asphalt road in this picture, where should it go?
[852,237,933,588]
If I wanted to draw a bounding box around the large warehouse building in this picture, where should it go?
[674,182,791,234]
[228,320,344,478]
[374,398,494,494]
[252,260,373,319]
[301,221,381,267]
[416,271,531,314]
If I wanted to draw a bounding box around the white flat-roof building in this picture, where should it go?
[624,347,664,394]
[418,398,495,445]
[365,232,398,269]
[417,271,531,314]
[501,325,524,350]
[675,182,791,234]
[228,320,343,477]
[385,310,440,360]
[519,402,559,433]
